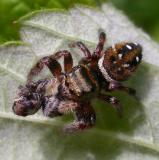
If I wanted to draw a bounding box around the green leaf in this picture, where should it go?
[1,3,159,159]
[0,0,99,43]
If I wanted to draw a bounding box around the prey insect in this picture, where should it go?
[13,32,142,133]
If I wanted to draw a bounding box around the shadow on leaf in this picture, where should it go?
[38,63,158,160]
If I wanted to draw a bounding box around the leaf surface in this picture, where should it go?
[1,3,159,160]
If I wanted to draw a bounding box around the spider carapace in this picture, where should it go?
[13,32,142,133]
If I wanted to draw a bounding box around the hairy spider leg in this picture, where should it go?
[108,82,137,98]
[27,50,74,82]
[70,41,91,58]
[27,56,62,81]
[63,102,96,133]
[52,50,73,73]
[69,32,106,65]
[69,41,92,65]
[42,95,79,117]
[93,32,106,57]
[98,93,123,117]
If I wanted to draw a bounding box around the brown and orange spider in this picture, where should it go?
[13,32,142,133]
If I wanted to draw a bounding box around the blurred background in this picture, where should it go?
[0,0,159,44]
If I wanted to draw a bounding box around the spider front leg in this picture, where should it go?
[69,32,106,65]
[27,56,62,82]
[64,102,96,133]
[93,32,106,57]
[69,41,92,59]
[108,82,137,98]
[27,50,73,82]
[98,93,123,117]
[53,50,73,73]
[69,41,92,65]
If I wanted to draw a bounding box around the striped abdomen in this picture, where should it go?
[66,65,99,97]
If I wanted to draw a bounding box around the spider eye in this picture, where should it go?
[110,56,116,63]
[127,55,142,69]
[118,44,133,56]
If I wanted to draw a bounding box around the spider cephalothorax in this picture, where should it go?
[13,32,142,133]
[99,42,142,81]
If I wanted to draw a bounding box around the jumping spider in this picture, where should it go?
[13,32,142,133]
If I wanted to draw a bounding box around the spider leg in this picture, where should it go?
[63,102,96,133]
[52,50,73,73]
[28,50,73,82]
[108,82,137,99]
[27,56,62,82]
[98,93,123,117]
[69,32,106,65]
[42,96,79,118]
[69,41,91,59]
[93,32,106,57]
[69,41,92,64]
